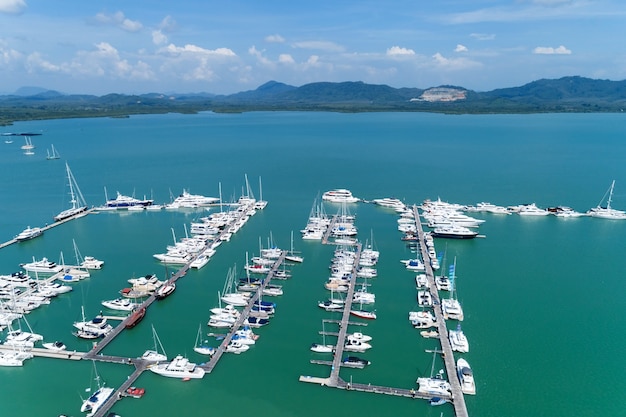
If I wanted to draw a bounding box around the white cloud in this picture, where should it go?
[292,40,344,52]
[386,46,415,56]
[455,44,468,53]
[278,54,295,64]
[159,43,236,57]
[158,15,176,32]
[63,42,155,80]
[26,52,60,72]
[152,30,168,45]
[94,11,143,32]
[470,33,496,41]
[533,45,572,54]
[432,52,482,71]
[248,45,273,66]
[0,41,22,65]
[0,0,26,14]
[265,34,285,43]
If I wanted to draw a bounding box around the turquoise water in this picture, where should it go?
[1,112,626,417]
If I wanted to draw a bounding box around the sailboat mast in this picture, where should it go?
[608,180,615,210]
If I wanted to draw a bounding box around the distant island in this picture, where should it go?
[1,76,626,125]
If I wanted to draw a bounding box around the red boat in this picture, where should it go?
[125,307,146,329]
[126,386,145,398]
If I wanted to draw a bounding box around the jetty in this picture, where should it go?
[201,251,286,373]
[0,208,95,250]
[411,205,469,417]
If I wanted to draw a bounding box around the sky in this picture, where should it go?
[1,0,625,95]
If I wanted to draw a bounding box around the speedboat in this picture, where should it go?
[225,340,250,354]
[457,358,476,395]
[42,341,67,351]
[101,297,139,311]
[344,337,372,352]
[350,309,377,320]
[15,226,43,241]
[149,354,205,379]
[125,386,146,399]
[347,332,372,343]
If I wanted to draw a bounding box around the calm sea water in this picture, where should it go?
[1,112,626,417]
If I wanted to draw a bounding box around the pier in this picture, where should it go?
[201,251,286,373]
[0,208,94,250]
[412,205,469,417]
[320,214,338,244]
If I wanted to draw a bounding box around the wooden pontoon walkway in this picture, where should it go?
[320,214,338,244]
[0,208,94,250]
[412,205,469,417]
[201,251,286,373]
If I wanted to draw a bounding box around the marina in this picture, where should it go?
[1,111,626,417]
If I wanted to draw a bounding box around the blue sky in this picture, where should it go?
[1,0,625,95]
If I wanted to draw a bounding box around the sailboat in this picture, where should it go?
[254,176,268,209]
[46,144,60,160]
[441,257,464,321]
[587,180,626,219]
[193,324,216,356]
[285,230,304,263]
[80,362,115,416]
[416,350,451,398]
[142,325,168,362]
[54,162,88,222]
[310,320,334,353]
[21,136,35,155]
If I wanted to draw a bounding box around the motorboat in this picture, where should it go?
[42,341,67,351]
[321,189,359,203]
[318,299,343,312]
[517,203,549,216]
[15,226,43,241]
[0,350,32,366]
[225,340,250,354]
[342,356,370,368]
[165,189,220,209]
[125,386,146,399]
[431,225,478,239]
[457,358,476,395]
[548,206,587,218]
[244,316,270,328]
[149,355,205,378]
[73,308,113,338]
[105,191,153,209]
[415,274,428,288]
[420,330,439,338]
[409,310,437,328]
[448,323,469,353]
[101,297,139,312]
[401,259,425,271]
[371,197,405,210]
[344,336,372,352]
[347,332,372,343]
[20,257,63,274]
[128,274,162,287]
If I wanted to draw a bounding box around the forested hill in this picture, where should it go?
[2,76,626,125]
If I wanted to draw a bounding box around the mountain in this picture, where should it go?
[1,76,626,125]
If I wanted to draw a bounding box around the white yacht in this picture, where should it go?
[73,310,113,338]
[15,226,43,241]
[517,203,549,216]
[416,377,451,397]
[409,310,437,328]
[42,341,67,351]
[101,298,139,312]
[371,197,406,210]
[149,354,205,378]
[321,189,359,203]
[81,256,104,270]
[225,340,250,354]
[344,336,372,352]
[54,163,88,222]
[448,324,469,353]
[431,225,478,239]
[80,384,114,416]
[165,189,219,209]
[471,202,510,214]
[20,257,63,274]
[457,358,476,395]
[0,349,33,366]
